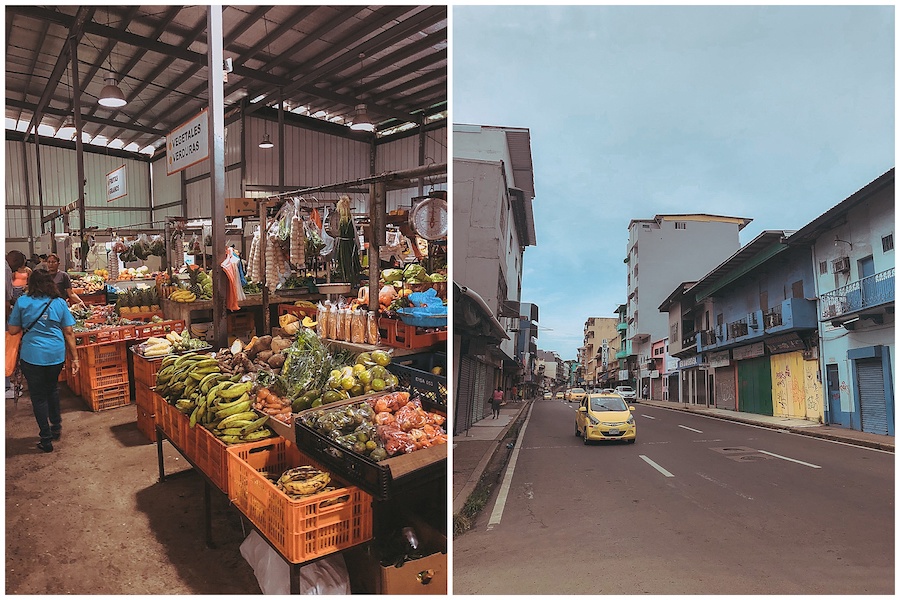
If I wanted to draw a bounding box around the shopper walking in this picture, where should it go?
[489,387,504,419]
[8,269,79,452]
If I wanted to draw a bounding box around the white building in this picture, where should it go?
[453,124,537,426]
[625,214,750,393]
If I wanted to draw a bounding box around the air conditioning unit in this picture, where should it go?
[802,347,819,361]
[832,256,850,273]
[729,322,748,338]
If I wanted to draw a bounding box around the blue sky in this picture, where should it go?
[452,4,895,360]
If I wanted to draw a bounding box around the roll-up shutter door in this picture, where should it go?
[715,366,736,410]
[455,356,477,435]
[858,359,888,435]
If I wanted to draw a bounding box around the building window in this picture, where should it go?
[883,234,894,252]
[819,260,828,275]
[675,221,687,230]
[791,280,804,299]
[670,322,679,344]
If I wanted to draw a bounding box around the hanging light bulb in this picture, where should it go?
[58,115,76,139]
[98,71,127,108]
[259,132,274,149]
[350,104,375,132]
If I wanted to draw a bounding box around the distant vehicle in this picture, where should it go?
[555,391,565,400]
[614,385,636,400]
[600,388,617,394]
[567,387,587,403]
[575,392,636,444]
[543,391,552,400]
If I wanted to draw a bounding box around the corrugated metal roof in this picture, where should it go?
[5,6,447,155]
[504,129,534,199]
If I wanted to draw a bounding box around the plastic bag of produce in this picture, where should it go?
[149,234,166,256]
[239,530,351,594]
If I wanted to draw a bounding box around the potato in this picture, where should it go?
[267,353,286,369]
[256,350,274,363]
[270,337,291,354]
[256,335,273,351]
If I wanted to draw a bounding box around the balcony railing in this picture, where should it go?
[820,267,895,319]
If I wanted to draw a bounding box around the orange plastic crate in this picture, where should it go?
[74,326,135,346]
[83,383,131,412]
[80,361,128,392]
[132,351,166,389]
[136,404,157,443]
[226,439,373,563]
[378,318,447,350]
[77,341,127,370]
[161,402,190,449]
[134,383,156,413]
[185,424,273,494]
[133,320,185,340]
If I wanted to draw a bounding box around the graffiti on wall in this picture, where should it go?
[803,359,823,421]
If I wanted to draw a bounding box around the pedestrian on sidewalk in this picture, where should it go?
[489,387,504,419]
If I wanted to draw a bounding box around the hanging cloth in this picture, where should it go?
[220,247,242,311]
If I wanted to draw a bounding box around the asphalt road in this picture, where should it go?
[452,398,894,595]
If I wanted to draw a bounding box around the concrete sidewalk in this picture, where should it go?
[452,396,893,516]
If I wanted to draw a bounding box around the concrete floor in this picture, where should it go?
[5,383,263,594]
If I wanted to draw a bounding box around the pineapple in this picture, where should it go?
[187,267,202,297]
[139,288,151,313]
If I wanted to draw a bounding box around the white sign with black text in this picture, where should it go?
[166,109,209,175]
[107,164,127,202]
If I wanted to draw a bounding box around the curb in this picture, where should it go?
[633,399,894,453]
[452,400,532,515]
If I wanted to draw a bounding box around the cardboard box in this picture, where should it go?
[343,518,447,594]
[225,197,258,217]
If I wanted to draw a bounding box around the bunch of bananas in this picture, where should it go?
[170,289,197,303]
[275,466,333,499]
[155,352,274,444]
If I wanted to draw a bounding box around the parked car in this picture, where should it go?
[614,385,636,400]
[575,392,636,444]
[567,387,587,403]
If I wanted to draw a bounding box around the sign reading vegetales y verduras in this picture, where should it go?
[107,164,127,202]
[166,109,209,175]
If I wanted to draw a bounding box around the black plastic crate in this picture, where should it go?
[293,396,447,501]
[387,362,447,408]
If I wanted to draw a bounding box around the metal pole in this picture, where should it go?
[278,87,284,193]
[69,36,88,272]
[207,6,228,350]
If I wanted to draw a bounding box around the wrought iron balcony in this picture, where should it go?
[820,267,895,321]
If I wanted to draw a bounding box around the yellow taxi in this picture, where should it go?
[566,387,587,403]
[555,390,565,400]
[575,392,636,444]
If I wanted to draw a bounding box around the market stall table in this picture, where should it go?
[161,284,352,334]
[154,425,362,594]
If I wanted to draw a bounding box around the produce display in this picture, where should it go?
[298,391,447,462]
[135,330,210,357]
[74,274,106,294]
[116,287,161,314]
[273,465,335,500]
[116,266,154,281]
[315,300,379,345]
[154,352,276,444]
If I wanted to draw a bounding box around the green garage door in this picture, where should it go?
[738,356,773,416]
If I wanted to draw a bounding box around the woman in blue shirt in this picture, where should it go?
[8,269,79,452]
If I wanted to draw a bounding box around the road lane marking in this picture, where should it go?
[758,450,822,468]
[697,472,754,500]
[640,455,675,477]
[487,401,535,530]
[678,424,704,433]
[641,414,656,419]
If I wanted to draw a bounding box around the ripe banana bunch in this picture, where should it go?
[276,466,332,498]
[170,289,197,303]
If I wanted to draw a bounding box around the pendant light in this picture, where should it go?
[350,104,375,132]
[98,71,127,108]
[258,133,274,149]
[349,53,375,132]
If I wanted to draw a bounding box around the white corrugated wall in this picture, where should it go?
[377,125,448,211]
[5,139,152,242]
